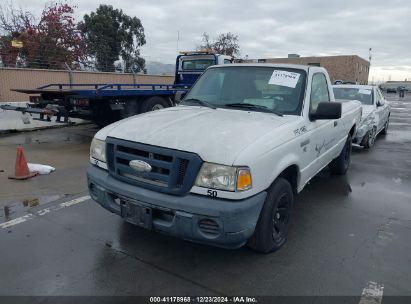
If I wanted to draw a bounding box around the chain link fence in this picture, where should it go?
[0,46,149,73]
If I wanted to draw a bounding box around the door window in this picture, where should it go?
[310,73,330,113]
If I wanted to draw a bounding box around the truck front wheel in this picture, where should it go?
[329,134,352,175]
[140,96,169,113]
[247,178,294,253]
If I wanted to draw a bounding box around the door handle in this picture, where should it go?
[334,121,338,127]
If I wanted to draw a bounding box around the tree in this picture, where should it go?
[0,2,33,33]
[23,3,88,69]
[78,5,146,72]
[0,2,87,69]
[198,32,240,57]
[0,2,33,66]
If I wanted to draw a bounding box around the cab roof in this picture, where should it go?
[210,63,320,73]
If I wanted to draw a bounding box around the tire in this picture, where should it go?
[140,96,170,113]
[381,117,389,135]
[91,102,119,127]
[362,127,376,149]
[247,178,294,253]
[121,100,139,119]
[329,134,352,175]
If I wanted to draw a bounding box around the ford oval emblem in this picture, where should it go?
[129,160,152,173]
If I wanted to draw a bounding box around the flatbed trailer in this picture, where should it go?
[14,83,191,98]
[1,51,233,126]
[2,83,190,125]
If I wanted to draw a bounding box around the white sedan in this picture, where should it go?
[333,85,390,149]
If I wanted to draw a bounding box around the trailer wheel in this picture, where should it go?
[91,102,119,127]
[121,100,140,119]
[140,96,169,113]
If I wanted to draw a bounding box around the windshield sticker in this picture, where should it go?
[268,70,300,88]
[358,89,372,95]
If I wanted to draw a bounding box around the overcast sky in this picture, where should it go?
[9,0,411,81]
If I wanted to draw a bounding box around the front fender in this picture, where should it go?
[247,147,302,196]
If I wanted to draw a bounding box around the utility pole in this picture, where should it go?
[369,48,372,65]
[368,48,372,85]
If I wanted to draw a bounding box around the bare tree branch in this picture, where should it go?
[197,32,240,57]
[0,0,34,35]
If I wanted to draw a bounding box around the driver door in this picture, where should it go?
[305,73,337,178]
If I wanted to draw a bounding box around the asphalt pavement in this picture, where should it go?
[0,93,410,302]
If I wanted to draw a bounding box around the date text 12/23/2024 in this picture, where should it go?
[149,297,258,303]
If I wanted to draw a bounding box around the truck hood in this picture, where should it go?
[96,106,293,165]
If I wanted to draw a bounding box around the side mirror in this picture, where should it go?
[310,102,342,120]
[174,91,187,103]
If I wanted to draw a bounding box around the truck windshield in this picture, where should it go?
[183,66,307,115]
[182,59,215,70]
[333,87,373,105]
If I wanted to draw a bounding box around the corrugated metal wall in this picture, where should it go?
[0,68,175,102]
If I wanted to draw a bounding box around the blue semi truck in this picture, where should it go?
[1,51,233,126]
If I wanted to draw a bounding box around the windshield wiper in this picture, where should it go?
[182,98,217,109]
[224,103,283,116]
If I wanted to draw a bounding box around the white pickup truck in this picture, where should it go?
[87,64,362,253]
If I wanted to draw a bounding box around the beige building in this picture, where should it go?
[246,55,370,85]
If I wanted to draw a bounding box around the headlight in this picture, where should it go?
[90,138,106,163]
[195,162,252,192]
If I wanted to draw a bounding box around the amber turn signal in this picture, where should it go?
[237,169,252,191]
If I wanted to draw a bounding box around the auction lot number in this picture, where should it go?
[150,297,257,303]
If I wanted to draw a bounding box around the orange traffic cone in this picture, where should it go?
[8,147,38,180]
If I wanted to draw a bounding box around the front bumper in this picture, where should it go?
[87,165,266,249]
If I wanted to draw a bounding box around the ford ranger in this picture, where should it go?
[87,64,362,253]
